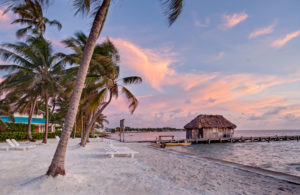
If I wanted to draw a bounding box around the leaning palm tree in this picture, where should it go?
[80,66,142,147]
[57,32,120,139]
[0,35,66,143]
[47,0,183,176]
[5,0,62,38]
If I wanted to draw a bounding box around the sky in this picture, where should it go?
[0,0,300,130]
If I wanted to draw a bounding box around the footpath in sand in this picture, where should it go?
[0,138,300,195]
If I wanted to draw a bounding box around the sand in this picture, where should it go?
[0,138,300,195]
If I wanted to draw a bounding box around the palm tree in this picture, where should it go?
[92,113,108,137]
[47,0,183,176]
[4,86,41,141]
[56,32,119,141]
[0,35,66,143]
[80,66,142,147]
[5,0,62,38]
[0,99,15,131]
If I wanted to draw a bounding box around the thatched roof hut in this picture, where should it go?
[184,115,237,139]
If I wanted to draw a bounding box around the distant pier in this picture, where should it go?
[157,135,300,145]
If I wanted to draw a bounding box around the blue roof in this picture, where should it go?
[0,116,46,124]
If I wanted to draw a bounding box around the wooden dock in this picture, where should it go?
[157,135,300,145]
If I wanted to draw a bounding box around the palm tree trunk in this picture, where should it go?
[91,122,96,137]
[47,0,111,177]
[73,118,76,139]
[27,97,37,142]
[43,91,49,144]
[80,91,112,147]
[81,112,83,139]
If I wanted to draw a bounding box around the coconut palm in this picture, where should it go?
[80,66,142,147]
[4,0,62,38]
[0,99,15,131]
[92,113,108,137]
[4,85,41,141]
[56,32,118,138]
[46,0,183,176]
[0,35,66,143]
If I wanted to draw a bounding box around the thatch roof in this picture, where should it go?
[184,114,237,129]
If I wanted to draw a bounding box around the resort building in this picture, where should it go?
[184,114,237,139]
[0,113,58,132]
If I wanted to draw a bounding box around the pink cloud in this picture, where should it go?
[194,17,210,27]
[271,30,300,48]
[220,12,248,30]
[249,22,276,39]
[0,10,9,22]
[0,9,16,31]
[111,38,176,91]
[102,38,300,129]
[105,69,300,129]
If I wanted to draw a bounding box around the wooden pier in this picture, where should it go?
[157,135,300,145]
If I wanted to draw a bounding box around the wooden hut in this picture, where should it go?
[184,115,237,139]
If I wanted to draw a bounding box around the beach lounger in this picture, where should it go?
[103,138,112,144]
[104,145,139,158]
[55,136,60,141]
[0,144,10,151]
[11,139,36,149]
[5,139,30,151]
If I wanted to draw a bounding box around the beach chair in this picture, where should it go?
[11,139,36,149]
[5,139,29,151]
[104,145,139,158]
[0,143,10,151]
[55,136,60,141]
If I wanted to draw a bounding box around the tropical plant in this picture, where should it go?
[4,0,62,38]
[80,66,142,147]
[57,32,119,145]
[0,35,66,144]
[47,0,183,176]
[0,99,15,131]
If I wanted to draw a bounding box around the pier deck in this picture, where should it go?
[157,135,300,145]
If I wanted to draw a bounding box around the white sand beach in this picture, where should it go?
[1,138,300,195]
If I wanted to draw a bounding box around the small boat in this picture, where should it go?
[165,142,191,146]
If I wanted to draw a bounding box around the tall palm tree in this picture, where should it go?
[4,0,62,38]
[80,66,142,147]
[47,0,183,176]
[0,35,66,143]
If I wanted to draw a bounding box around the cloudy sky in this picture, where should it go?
[1,0,300,129]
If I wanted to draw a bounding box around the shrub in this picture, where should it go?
[6,123,37,132]
[0,131,61,142]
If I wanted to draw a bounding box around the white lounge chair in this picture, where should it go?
[55,136,60,141]
[5,139,29,151]
[104,145,139,158]
[0,144,10,151]
[11,139,36,149]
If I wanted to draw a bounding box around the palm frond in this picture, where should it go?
[161,0,183,26]
[121,86,138,114]
[122,76,142,85]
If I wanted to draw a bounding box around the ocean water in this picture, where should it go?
[110,130,300,177]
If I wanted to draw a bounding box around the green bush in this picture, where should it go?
[0,131,61,142]
[6,123,37,132]
[0,129,99,142]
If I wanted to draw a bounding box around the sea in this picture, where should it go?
[110,130,300,177]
